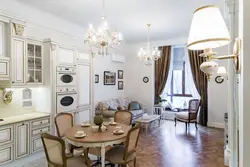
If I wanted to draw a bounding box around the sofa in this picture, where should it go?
[95,97,145,124]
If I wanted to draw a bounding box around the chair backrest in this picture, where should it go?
[41,133,67,167]
[55,113,73,138]
[188,99,200,114]
[114,110,132,126]
[124,124,141,161]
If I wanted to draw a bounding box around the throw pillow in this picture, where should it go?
[128,101,141,111]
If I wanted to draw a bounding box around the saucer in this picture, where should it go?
[81,123,91,127]
[113,130,124,135]
[75,133,87,138]
[109,122,117,126]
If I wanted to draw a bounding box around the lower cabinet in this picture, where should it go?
[15,122,30,159]
[0,115,51,166]
[31,137,43,153]
[0,145,13,166]
[74,109,91,125]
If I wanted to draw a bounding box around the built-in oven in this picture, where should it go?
[57,67,76,87]
[56,87,77,113]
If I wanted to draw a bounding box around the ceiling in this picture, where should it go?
[18,0,224,43]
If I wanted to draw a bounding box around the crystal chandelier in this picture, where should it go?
[138,24,162,65]
[84,0,123,56]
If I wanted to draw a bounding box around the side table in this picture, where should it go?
[153,104,166,120]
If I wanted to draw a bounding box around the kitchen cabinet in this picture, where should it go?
[74,108,91,125]
[0,114,50,165]
[0,57,10,80]
[26,41,43,84]
[0,145,13,166]
[0,125,13,146]
[77,51,91,62]
[11,37,25,84]
[77,63,91,107]
[57,46,76,65]
[10,38,44,86]
[15,122,30,159]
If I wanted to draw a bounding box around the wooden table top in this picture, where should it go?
[65,123,131,143]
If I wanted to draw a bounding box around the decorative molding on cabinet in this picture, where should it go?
[0,114,51,166]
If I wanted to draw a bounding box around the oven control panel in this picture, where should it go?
[56,87,76,92]
[57,66,76,73]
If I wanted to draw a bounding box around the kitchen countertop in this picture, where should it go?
[0,112,51,126]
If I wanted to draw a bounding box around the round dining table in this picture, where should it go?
[65,123,131,167]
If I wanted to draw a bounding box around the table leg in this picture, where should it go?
[159,118,161,127]
[145,124,149,136]
[101,143,105,167]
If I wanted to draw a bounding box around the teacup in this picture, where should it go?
[76,131,85,136]
[115,126,122,132]
[110,118,114,123]
[101,125,107,132]
[92,126,99,132]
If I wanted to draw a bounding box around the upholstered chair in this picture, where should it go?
[41,133,87,167]
[55,113,82,155]
[174,99,200,130]
[105,124,141,167]
[114,110,132,126]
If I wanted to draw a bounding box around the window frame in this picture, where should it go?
[168,46,192,102]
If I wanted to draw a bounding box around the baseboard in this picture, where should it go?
[208,122,225,129]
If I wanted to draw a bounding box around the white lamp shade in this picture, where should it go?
[187,5,231,50]
[217,66,227,75]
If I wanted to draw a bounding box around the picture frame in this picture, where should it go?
[104,71,116,85]
[118,81,123,90]
[118,70,123,79]
[95,75,99,83]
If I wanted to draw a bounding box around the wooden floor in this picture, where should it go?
[133,120,224,167]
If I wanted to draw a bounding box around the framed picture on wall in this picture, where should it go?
[95,75,99,83]
[118,81,123,90]
[118,70,123,79]
[104,71,116,85]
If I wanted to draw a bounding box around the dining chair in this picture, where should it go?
[41,133,87,167]
[114,110,132,126]
[55,113,82,155]
[105,124,141,167]
[174,99,200,130]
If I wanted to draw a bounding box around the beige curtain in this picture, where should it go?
[154,46,172,104]
[188,50,208,126]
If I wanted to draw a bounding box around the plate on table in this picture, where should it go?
[81,123,91,127]
[109,122,117,126]
[113,130,124,135]
[75,133,87,138]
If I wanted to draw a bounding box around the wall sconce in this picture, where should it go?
[0,88,13,104]
[187,5,241,80]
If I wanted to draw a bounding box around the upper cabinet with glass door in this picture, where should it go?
[26,41,43,84]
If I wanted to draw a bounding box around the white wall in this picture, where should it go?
[207,46,229,128]
[94,49,126,103]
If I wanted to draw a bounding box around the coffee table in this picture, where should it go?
[136,115,161,135]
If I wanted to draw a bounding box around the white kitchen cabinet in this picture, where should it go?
[31,137,43,153]
[74,109,91,125]
[0,125,13,146]
[15,122,30,159]
[57,46,76,65]
[77,51,91,62]
[77,63,91,107]
[26,41,43,84]
[0,57,10,80]
[0,145,13,166]
[11,37,25,84]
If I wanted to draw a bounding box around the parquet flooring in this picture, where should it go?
[132,120,225,167]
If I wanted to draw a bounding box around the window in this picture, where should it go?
[161,45,199,109]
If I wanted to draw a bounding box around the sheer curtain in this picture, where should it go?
[160,45,200,109]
